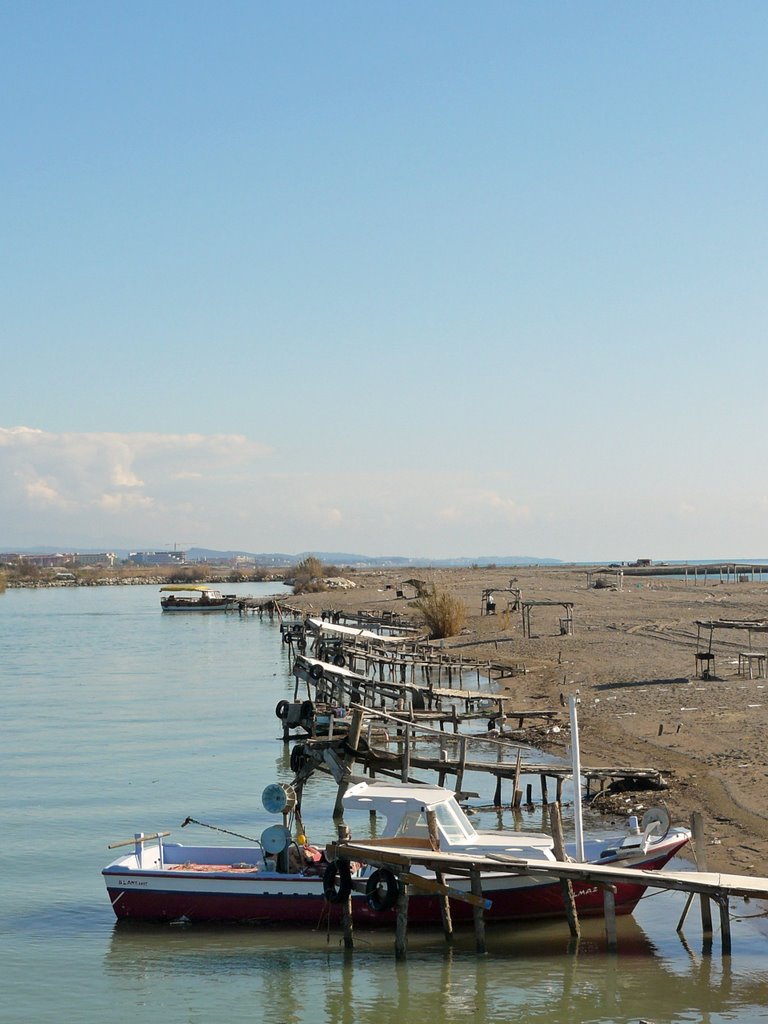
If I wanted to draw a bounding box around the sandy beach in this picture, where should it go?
[288,564,768,876]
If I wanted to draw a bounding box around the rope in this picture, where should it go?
[180,816,261,844]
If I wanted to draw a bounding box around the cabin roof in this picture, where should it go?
[160,585,220,593]
[343,779,456,809]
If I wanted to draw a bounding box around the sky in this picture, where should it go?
[2,2,767,562]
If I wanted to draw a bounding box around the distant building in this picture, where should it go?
[128,550,187,566]
[22,553,75,568]
[74,552,117,567]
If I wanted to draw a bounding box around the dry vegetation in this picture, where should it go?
[413,587,467,638]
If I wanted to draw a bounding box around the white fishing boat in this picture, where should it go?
[103,778,690,927]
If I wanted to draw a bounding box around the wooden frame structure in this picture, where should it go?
[521,600,574,638]
[480,586,522,616]
[694,619,768,680]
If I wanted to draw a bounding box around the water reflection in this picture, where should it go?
[104,914,768,1024]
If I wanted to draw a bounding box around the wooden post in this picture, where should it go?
[717,894,732,956]
[395,874,409,960]
[493,775,502,808]
[691,812,713,937]
[470,868,486,954]
[427,809,453,941]
[401,723,411,783]
[540,774,549,805]
[342,889,354,949]
[676,892,695,934]
[333,708,365,819]
[603,884,618,950]
[512,749,523,809]
[455,735,467,796]
[549,803,580,938]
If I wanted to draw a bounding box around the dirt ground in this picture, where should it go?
[288,565,768,875]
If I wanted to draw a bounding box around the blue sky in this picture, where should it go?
[2,2,767,560]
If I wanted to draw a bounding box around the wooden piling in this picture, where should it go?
[470,868,486,954]
[603,884,618,950]
[427,809,453,941]
[455,735,467,796]
[395,874,409,960]
[717,894,732,956]
[333,709,365,818]
[401,724,411,782]
[512,749,523,809]
[549,803,580,938]
[342,890,354,949]
[692,812,713,936]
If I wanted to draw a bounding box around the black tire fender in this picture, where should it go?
[333,653,346,667]
[275,700,290,720]
[310,664,324,680]
[365,868,399,912]
[323,859,352,903]
[290,744,307,774]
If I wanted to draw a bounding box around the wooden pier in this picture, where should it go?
[326,833,768,958]
[285,712,767,961]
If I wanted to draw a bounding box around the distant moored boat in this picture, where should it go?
[159,585,237,612]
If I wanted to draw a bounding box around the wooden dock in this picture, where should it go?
[327,835,768,958]
[285,710,766,961]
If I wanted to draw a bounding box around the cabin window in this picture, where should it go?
[392,810,429,839]
[433,801,476,842]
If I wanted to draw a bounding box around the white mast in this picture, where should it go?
[568,693,585,862]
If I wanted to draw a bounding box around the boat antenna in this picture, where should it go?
[180,816,261,844]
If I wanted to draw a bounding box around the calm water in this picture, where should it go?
[2,584,767,1024]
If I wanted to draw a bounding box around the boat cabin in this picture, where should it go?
[342,779,557,859]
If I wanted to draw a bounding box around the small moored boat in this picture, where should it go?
[102,779,690,928]
[159,585,237,612]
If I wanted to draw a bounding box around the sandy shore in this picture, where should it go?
[288,564,768,875]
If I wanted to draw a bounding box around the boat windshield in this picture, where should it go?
[391,798,477,845]
[433,800,477,843]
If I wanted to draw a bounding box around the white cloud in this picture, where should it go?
[96,492,157,512]
[438,489,531,526]
[0,427,274,544]
[19,472,69,509]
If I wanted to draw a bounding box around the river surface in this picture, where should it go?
[2,583,767,1023]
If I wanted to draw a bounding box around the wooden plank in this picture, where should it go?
[400,871,491,909]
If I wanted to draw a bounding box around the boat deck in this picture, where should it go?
[168,862,262,873]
